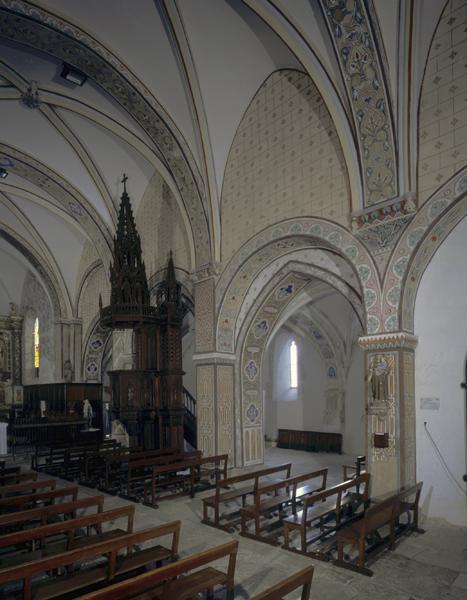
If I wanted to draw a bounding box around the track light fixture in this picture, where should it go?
[60,62,87,86]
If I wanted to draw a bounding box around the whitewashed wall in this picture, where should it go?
[414,215,467,526]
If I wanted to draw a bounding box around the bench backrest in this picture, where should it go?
[73,540,239,600]
[250,566,314,600]
[0,495,105,529]
[196,453,229,480]
[0,485,79,511]
[0,521,181,599]
[217,463,292,501]
[302,472,370,520]
[358,481,423,539]
[0,471,38,486]
[254,468,328,505]
[0,478,56,498]
[129,450,201,472]
[0,504,134,551]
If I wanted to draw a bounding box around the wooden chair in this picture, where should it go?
[250,566,314,600]
[74,540,239,600]
[0,521,181,599]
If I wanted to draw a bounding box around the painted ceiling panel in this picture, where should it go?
[178,0,300,191]
[36,0,200,163]
[0,99,110,223]
[57,109,156,214]
[11,194,86,300]
[0,40,152,141]
[0,200,38,247]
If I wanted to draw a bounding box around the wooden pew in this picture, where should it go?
[195,453,229,488]
[334,481,423,576]
[0,478,56,498]
[250,566,314,600]
[0,485,79,513]
[0,465,20,476]
[240,468,328,544]
[202,463,292,530]
[282,473,370,558]
[0,471,38,486]
[0,521,181,600]
[101,446,180,491]
[142,453,229,508]
[32,439,120,475]
[0,504,135,567]
[0,495,105,532]
[124,450,201,499]
[73,540,238,600]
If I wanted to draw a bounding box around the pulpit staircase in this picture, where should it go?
[183,387,197,449]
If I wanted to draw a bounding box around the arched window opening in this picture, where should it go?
[34,317,40,376]
[290,340,298,388]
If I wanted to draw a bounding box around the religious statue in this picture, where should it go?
[83,398,94,430]
[8,302,17,317]
[111,417,129,447]
[63,359,73,383]
[367,356,391,404]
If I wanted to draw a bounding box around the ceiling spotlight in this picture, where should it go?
[0,168,8,179]
[60,62,87,86]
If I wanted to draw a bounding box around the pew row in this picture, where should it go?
[0,485,79,513]
[334,481,424,575]
[0,521,181,600]
[75,540,239,600]
[282,473,370,559]
[202,463,292,530]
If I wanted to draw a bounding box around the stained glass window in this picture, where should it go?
[290,340,298,388]
[34,317,40,373]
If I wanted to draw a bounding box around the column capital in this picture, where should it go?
[358,331,418,351]
[192,262,220,283]
[193,351,236,363]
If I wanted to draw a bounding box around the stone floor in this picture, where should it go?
[9,447,467,599]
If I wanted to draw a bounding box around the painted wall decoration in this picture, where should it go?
[221,69,350,262]
[216,218,381,349]
[319,0,398,205]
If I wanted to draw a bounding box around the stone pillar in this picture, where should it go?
[358,332,417,496]
[193,354,236,462]
[192,264,235,459]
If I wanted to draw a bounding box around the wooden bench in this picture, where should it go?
[0,521,181,599]
[0,504,135,567]
[0,495,105,532]
[32,439,119,471]
[240,468,328,544]
[334,481,423,575]
[282,473,370,558]
[124,450,201,499]
[0,471,38,486]
[142,459,203,507]
[0,478,56,498]
[250,566,314,600]
[73,540,238,600]
[100,447,180,491]
[202,463,292,530]
[195,453,229,488]
[0,485,79,513]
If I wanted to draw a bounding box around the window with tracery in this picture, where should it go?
[290,340,298,388]
[34,317,40,375]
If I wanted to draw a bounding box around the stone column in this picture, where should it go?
[192,264,236,459]
[55,319,83,381]
[358,332,417,496]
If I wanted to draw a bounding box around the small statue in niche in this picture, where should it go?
[83,398,94,429]
[367,356,391,404]
[63,359,73,383]
[127,385,135,408]
[8,302,17,317]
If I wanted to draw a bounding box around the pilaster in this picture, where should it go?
[358,332,418,496]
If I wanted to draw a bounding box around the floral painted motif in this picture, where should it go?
[244,360,258,381]
[246,404,259,423]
